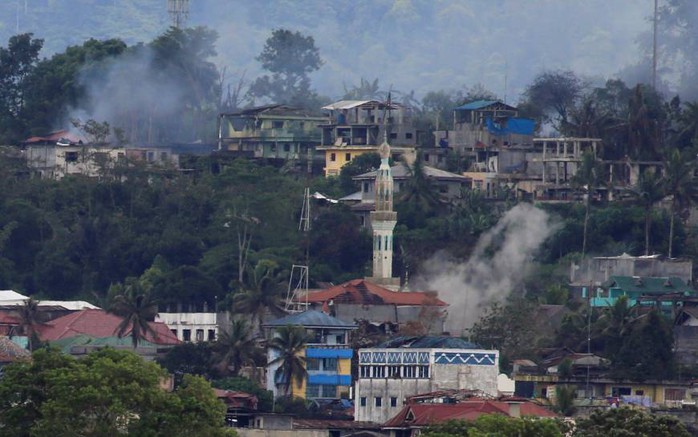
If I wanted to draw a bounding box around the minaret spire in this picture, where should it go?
[368,134,400,289]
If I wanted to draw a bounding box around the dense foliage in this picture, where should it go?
[0,347,235,436]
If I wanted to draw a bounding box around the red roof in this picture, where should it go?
[23,129,84,145]
[300,279,447,307]
[383,400,557,428]
[36,309,180,345]
[214,389,259,410]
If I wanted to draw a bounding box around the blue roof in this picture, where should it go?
[263,310,356,329]
[454,100,501,111]
[378,336,480,349]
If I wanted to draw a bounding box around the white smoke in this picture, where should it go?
[414,203,559,336]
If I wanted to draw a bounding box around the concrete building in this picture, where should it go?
[355,336,499,424]
[571,253,693,287]
[317,100,416,176]
[263,310,356,400]
[155,301,230,343]
[217,104,325,172]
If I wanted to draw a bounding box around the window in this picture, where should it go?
[390,397,398,407]
[611,387,631,397]
[404,366,416,378]
[390,133,397,139]
[306,358,320,370]
[272,121,284,129]
[424,153,430,162]
[330,153,336,162]
[371,366,385,378]
[418,365,429,378]
[666,388,686,401]
[207,329,216,341]
[323,358,338,371]
[182,329,191,342]
[160,152,168,160]
[306,384,320,398]
[406,132,413,139]
[360,366,370,378]
[389,365,400,378]
[360,397,367,407]
[321,385,337,398]
[283,143,290,152]
[345,153,351,161]
[65,151,78,162]
[335,334,345,344]
[195,329,204,342]
[375,397,382,407]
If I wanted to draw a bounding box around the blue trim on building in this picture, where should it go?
[308,374,352,386]
[306,348,353,359]
[433,352,496,365]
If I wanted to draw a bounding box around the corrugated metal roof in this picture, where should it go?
[263,310,356,329]
[378,336,480,349]
[353,164,470,181]
[322,100,398,111]
[454,100,516,111]
[602,276,695,294]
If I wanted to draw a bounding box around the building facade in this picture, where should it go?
[317,100,416,176]
[264,310,356,400]
[355,337,499,424]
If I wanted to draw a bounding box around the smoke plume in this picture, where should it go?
[414,203,559,336]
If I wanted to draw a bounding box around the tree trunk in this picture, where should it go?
[669,211,675,258]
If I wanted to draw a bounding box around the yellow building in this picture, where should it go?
[318,100,418,176]
[264,310,356,400]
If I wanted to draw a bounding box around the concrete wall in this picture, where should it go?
[237,430,326,437]
[355,348,499,424]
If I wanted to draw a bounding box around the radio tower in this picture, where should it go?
[168,0,189,28]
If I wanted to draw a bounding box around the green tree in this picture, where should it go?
[422,415,567,437]
[521,70,583,133]
[158,342,217,384]
[0,33,43,142]
[0,347,234,436]
[571,150,605,257]
[268,325,308,397]
[16,296,41,351]
[109,278,159,348]
[212,319,260,376]
[338,152,381,195]
[629,168,666,256]
[573,407,690,437]
[232,259,287,335]
[248,28,323,106]
[663,148,697,257]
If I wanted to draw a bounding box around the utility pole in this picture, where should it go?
[167,0,189,29]
[652,0,658,90]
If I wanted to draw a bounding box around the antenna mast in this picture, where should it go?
[652,0,658,90]
[285,188,311,312]
[168,0,189,28]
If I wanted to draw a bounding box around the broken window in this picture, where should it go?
[65,151,78,162]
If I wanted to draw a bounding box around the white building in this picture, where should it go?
[355,336,499,424]
[156,302,229,343]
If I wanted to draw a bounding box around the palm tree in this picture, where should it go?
[17,297,41,351]
[232,259,286,336]
[571,151,605,257]
[110,280,159,348]
[664,149,698,257]
[629,168,666,256]
[268,325,308,397]
[400,155,439,211]
[212,319,258,376]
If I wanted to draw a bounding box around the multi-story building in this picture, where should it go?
[317,100,417,176]
[155,301,230,343]
[263,310,356,400]
[355,336,499,424]
[217,104,325,172]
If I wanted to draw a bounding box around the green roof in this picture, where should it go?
[49,335,160,353]
[602,276,696,295]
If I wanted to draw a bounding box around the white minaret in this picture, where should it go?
[368,139,400,289]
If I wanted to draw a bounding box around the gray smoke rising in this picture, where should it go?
[414,203,559,336]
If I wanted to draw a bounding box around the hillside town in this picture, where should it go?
[1,1,698,436]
